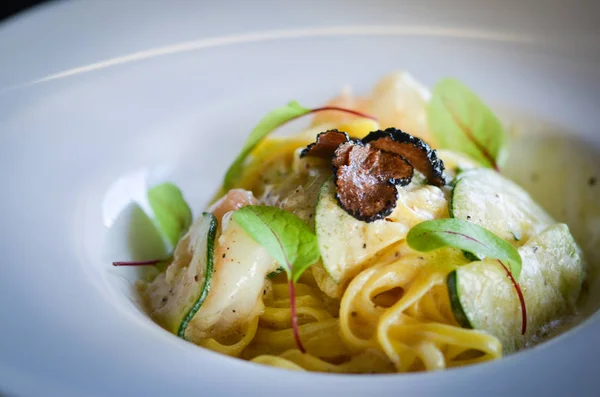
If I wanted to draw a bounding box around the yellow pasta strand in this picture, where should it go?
[198,316,259,358]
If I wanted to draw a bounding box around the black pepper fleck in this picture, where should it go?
[351,311,358,317]
[533,246,539,253]
[194,275,198,282]
[363,243,367,249]
[222,253,226,259]
[466,215,472,221]
[589,177,597,186]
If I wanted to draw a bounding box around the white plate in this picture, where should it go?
[1,1,599,396]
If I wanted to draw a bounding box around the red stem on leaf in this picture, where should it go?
[444,230,491,248]
[112,259,162,266]
[308,106,378,121]
[281,106,377,131]
[268,229,306,353]
[288,278,306,353]
[497,260,527,335]
[442,97,500,172]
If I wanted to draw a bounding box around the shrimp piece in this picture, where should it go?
[186,188,276,340]
[184,212,277,341]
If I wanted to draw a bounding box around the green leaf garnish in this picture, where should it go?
[406,218,522,280]
[428,79,507,171]
[232,206,319,282]
[147,182,193,248]
[232,205,320,352]
[223,101,311,190]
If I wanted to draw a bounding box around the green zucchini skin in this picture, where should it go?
[177,212,217,338]
[266,267,284,279]
[447,270,473,329]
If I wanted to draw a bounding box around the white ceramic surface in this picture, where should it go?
[1,1,599,396]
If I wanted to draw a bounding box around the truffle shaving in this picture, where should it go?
[332,142,413,222]
[300,130,350,159]
[362,128,445,186]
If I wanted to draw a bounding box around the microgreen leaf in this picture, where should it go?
[147,182,193,248]
[232,205,320,353]
[427,79,508,170]
[407,218,522,280]
[232,206,319,282]
[223,101,311,190]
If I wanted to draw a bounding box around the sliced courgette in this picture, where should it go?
[451,168,554,245]
[448,223,585,352]
[315,178,409,284]
[143,212,217,338]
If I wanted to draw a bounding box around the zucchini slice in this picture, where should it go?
[315,178,409,284]
[448,224,585,352]
[451,168,554,245]
[143,212,217,337]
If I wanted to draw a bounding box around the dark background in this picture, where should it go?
[1,0,47,22]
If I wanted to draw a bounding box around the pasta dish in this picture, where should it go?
[116,72,587,373]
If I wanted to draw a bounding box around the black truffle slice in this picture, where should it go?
[332,141,414,222]
[300,130,350,159]
[362,128,445,186]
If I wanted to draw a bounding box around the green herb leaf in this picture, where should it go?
[223,101,311,190]
[407,218,522,279]
[147,182,193,248]
[427,78,507,170]
[232,206,320,282]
